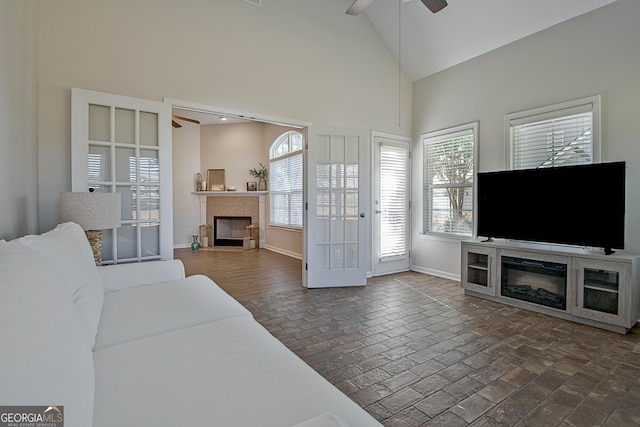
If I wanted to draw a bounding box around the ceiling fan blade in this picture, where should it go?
[172,120,181,128]
[420,0,447,13]
[346,0,374,15]
[172,115,201,125]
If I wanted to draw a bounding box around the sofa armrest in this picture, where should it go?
[98,260,186,293]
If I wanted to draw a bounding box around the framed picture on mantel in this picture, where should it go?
[207,169,226,191]
[247,182,257,191]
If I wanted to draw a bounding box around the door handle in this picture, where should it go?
[360,213,366,218]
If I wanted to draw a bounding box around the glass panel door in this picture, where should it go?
[373,133,411,276]
[306,128,368,287]
[72,88,173,263]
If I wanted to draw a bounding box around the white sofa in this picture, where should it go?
[0,223,381,427]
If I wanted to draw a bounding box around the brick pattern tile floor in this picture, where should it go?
[237,271,640,426]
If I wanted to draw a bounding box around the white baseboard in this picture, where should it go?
[410,264,460,282]
[263,245,302,260]
[174,243,191,249]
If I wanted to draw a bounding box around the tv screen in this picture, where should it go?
[476,162,625,254]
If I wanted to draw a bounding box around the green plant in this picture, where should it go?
[249,163,268,180]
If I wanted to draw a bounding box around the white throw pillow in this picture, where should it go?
[0,240,95,427]
[17,222,104,348]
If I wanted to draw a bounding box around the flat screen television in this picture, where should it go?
[476,161,625,255]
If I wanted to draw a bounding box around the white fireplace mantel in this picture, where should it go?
[193,192,266,248]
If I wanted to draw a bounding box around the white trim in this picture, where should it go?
[410,265,460,282]
[504,95,601,169]
[269,131,304,229]
[421,121,479,238]
[263,245,302,260]
[268,224,302,232]
[371,131,412,277]
[163,98,312,129]
[415,231,468,244]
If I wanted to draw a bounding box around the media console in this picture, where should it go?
[461,240,640,333]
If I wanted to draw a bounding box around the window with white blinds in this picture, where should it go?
[507,96,600,170]
[379,141,409,261]
[270,131,303,228]
[423,122,477,236]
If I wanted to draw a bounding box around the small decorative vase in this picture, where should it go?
[258,178,267,191]
[191,235,200,250]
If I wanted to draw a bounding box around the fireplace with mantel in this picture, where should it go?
[193,191,266,248]
[213,216,252,246]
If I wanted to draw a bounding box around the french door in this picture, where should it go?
[373,133,411,275]
[304,128,369,287]
[71,88,173,263]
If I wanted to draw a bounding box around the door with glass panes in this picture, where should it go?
[373,133,411,275]
[71,88,173,263]
[305,128,369,287]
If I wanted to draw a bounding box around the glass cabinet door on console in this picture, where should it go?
[461,245,496,296]
[573,258,630,327]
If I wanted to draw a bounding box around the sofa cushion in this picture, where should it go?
[94,274,252,350]
[17,222,104,348]
[98,259,186,293]
[0,240,95,427]
[93,317,381,427]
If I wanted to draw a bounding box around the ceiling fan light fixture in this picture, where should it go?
[420,0,448,14]
[347,0,447,15]
[172,114,200,126]
[346,0,374,15]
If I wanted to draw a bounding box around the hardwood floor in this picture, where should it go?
[175,247,640,426]
[175,247,302,299]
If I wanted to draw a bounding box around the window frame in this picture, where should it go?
[422,122,478,238]
[505,95,601,170]
[269,131,303,229]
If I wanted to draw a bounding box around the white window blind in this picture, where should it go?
[270,132,303,228]
[423,123,476,236]
[379,142,409,261]
[507,96,599,170]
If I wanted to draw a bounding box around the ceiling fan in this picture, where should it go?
[172,115,200,128]
[346,0,447,15]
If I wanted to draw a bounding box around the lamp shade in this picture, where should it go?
[59,192,121,230]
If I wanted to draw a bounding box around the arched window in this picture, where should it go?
[269,131,303,228]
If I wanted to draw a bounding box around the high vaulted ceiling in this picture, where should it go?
[359,0,619,81]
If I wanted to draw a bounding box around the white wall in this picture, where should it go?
[172,122,201,247]
[200,122,265,190]
[0,0,39,240]
[35,0,412,235]
[411,0,640,279]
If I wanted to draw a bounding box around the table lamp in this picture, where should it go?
[59,191,121,265]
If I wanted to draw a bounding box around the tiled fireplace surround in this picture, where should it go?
[197,194,265,248]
